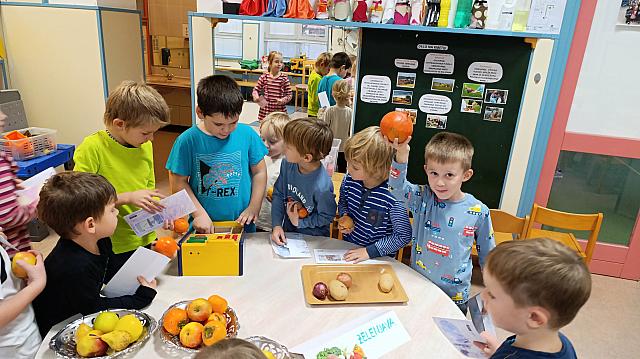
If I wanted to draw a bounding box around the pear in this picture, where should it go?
[93,312,119,333]
[75,323,92,342]
[76,333,107,357]
[114,314,143,342]
[100,330,133,351]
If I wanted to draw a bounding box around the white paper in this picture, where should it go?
[418,94,452,114]
[271,234,311,258]
[16,167,56,203]
[359,75,392,104]
[291,311,411,359]
[318,91,331,108]
[468,294,496,336]
[394,58,419,69]
[124,189,196,237]
[433,317,487,358]
[313,249,384,264]
[527,0,567,34]
[423,53,455,75]
[102,247,169,297]
[467,62,504,83]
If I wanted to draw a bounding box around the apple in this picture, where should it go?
[11,252,36,279]
[186,298,213,322]
[76,332,108,357]
[93,312,119,334]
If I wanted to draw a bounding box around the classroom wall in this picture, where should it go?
[101,10,145,92]
[48,0,137,9]
[566,0,640,139]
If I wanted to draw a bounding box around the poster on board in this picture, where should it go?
[619,0,640,26]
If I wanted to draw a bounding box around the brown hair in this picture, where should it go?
[315,52,332,73]
[194,338,266,359]
[259,112,290,141]
[103,81,170,128]
[345,126,393,181]
[486,238,592,329]
[424,132,474,171]
[37,171,117,239]
[267,51,283,72]
[331,79,351,105]
[283,117,333,161]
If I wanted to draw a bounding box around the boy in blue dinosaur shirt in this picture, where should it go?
[389,131,495,313]
[270,118,336,245]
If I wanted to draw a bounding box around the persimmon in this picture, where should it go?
[173,218,189,234]
[207,295,228,314]
[162,308,188,335]
[202,321,226,346]
[154,237,178,258]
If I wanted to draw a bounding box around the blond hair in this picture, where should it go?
[103,81,170,128]
[283,117,333,161]
[194,338,266,359]
[267,51,283,72]
[424,132,474,171]
[259,112,290,141]
[331,79,351,105]
[486,238,592,329]
[345,126,393,181]
[315,52,331,72]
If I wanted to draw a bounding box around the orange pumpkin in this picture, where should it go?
[155,237,179,258]
[162,308,189,335]
[380,111,413,143]
[173,218,189,234]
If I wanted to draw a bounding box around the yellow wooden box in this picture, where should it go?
[178,221,245,276]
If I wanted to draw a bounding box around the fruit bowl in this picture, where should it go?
[245,336,291,359]
[49,309,156,359]
[159,300,239,353]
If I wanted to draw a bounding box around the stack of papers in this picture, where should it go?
[102,247,169,297]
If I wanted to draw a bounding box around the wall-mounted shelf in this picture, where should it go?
[190,12,559,39]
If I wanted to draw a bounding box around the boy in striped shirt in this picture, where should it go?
[338,127,412,263]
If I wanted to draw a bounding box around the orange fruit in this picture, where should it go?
[163,308,189,335]
[173,218,189,234]
[202,320,226,346]
[154,237,179,258]
[297,205,308,219]
[380,111,413,143]
[207,295,228,314]
[207,312,227,328]
[11,252,36,279]
[179,322,204,348]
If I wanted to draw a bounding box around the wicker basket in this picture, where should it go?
[0,127,57,160]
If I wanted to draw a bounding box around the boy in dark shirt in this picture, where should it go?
[33,172,156,336]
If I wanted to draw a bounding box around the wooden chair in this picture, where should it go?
[472,209,529,256]
[294,60,315,112]
[523,203,603,264]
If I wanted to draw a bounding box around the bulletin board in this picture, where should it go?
[354,28,532,208]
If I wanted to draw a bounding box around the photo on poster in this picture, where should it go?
[392,90,413,105]
[426,114,447,129]
[620,1,640,26]
[431,78,455,92]
[461,83,486,99]
[395,108,418,124]
[484,89,509,104]
[396,72,417,88]
[461,99,483,114]
[483,106,504,122]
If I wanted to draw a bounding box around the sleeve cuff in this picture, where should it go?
[135,286,157,302]
[366,244,381,259]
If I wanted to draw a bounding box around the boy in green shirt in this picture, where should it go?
[73,81,170,276]
[307,52,331,117]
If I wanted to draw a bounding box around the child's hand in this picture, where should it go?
[192,214,213,234]
[257,96,267,108]
[162,219,174,231]
[18,251,46,291]
[386,136,412,164]
[286,201,300,227]
[14,178,25,190]
[137,276,157,290]
[127,189,166,213]
[343,248,370,264]
[473,331,500,356]
[236,204,259,226]
[271,226,287,245]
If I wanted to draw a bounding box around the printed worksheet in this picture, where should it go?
[124,189,196,237]
[271,233,311,258]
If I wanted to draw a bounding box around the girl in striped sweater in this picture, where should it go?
[338,126,412,263]
[252,51,293,121]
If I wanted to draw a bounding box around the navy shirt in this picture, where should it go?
[491,333,577,359]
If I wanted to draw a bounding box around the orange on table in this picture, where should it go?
[202,321,226,346]
[155,237,179,258]
[207,295,228,314]
[173,218,189,234]
[163,307,189,335]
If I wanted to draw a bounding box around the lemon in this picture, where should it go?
[114,314,143,342]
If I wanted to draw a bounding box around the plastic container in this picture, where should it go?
[321,139,341,176]
[0,127,57,160]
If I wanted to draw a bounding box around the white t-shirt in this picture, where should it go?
[256,155,283,231]
[0,246,41,357]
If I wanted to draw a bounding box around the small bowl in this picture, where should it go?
[246,336,291,359]
[49,309,156,359]
[159,300,239,353]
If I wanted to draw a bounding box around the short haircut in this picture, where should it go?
[197,75,244,118]
[37,171,117,239]
[194,338,265,359]
[315,52,332,70]
[424,132,474,171]
[486,238,592,329]
[331,79,352,104]
[283,117,333,161]
[259,112,290,141]
[103,81,170,128]
[345,126,394,181]
[330,52,352,70]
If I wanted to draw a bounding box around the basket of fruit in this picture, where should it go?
[159,295,239,353]
[245,336,291,359]
[48,309,156,358]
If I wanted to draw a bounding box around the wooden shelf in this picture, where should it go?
[191,12,559,39]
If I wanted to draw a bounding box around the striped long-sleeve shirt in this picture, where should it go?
[338,175,412,258]
[252,72,292,121]
[0,152,37,257]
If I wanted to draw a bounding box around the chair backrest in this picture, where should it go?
[489,209,528,239]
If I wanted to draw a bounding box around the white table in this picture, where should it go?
[37,234,466,358]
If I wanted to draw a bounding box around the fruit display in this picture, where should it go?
[337,215,354,232]
[159,295,239,352]
[11,251,36,279]
[380,111,413,143]
[154,236,179,258]
[378,273,395,293]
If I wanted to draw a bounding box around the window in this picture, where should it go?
[264,22,329,59]
[213,20,242,59]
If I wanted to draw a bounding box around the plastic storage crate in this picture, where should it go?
[0,127,57,160]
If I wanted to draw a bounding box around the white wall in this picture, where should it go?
[566,1,640,139]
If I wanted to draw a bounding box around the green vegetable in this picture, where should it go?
[316,347,343,359]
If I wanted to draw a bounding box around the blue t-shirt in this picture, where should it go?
[271,159,336,237]
[166,124,267,223]
[317,74,342,106]
[492,333,577,359]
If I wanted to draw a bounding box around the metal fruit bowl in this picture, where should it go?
[49,309,157,359]
[246,336,291,359]
[159,300,239,353]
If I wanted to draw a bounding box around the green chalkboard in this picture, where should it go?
[354,28,532,208]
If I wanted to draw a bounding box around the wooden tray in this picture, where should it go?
[301,264,409,305]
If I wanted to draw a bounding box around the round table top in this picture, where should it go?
[37,233,466,358]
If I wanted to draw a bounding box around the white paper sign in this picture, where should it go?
[292,311,411,359]
[271,234,311,258]
[527,0,567,34]
[360,75,392,104]
[467,62,504,83]
[417,44,449,51]
[318,91,331,108]
[418,94,452,114]
[424,53,455,75]
[16,167,56,203]
[124,189,196,237]
[394,58,419,69]
[103,247,169,297]
[433,317,487,358]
